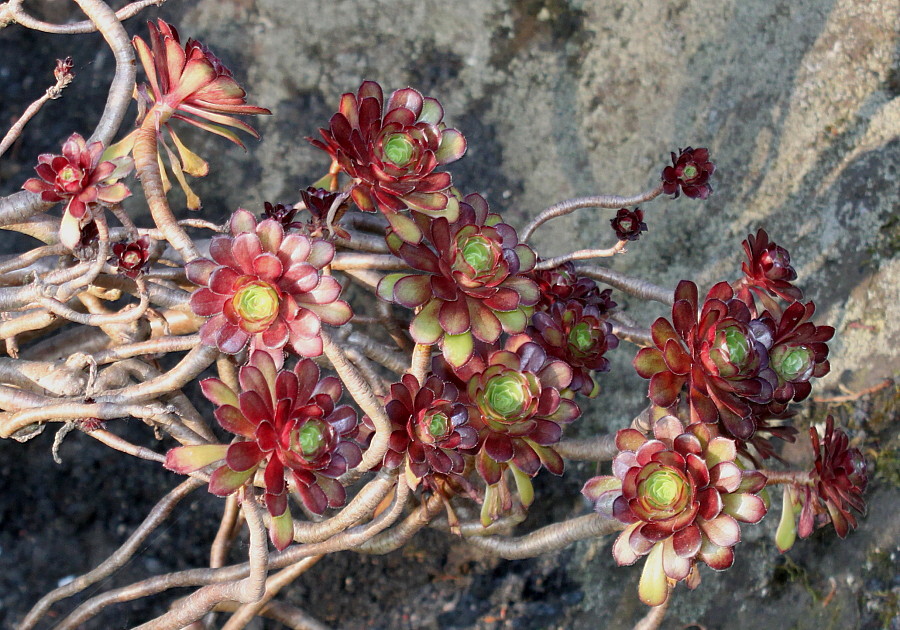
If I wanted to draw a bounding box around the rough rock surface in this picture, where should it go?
[0,0,897,628]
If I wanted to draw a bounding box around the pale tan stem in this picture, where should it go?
[321,330,391,472]
[463,513,625,559]
[221,556,324,630]
[132,490,269,630]
[520,184,664,243]
[3,0,166,34]
[534,240,628,270]
[18,478,202,630]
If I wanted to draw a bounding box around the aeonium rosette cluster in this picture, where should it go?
[165,351,360,550]
[582,415,767,606]
[364,374,478,496]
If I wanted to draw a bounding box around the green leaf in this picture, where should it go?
[376,273,406,302]
[638,542,669,607]
[494,307,527,334]
[410,299,443,344]
[775,486,797,553]
[441,331,474,368]
[510,464,534,507]
[269,505,294,551]
[164,445,228,473]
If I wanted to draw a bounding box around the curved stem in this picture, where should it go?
[132,489,268,630]
[577,264,674,305]
[321,330,391,472]
[133,122,201,263]
[4,0,165,34]
[221,556,324,630]
[521,184,664,243]
[462,513,625,560]
[632,585,673,630]
[71,0,136,146]
[534,240,627,270]
[19,478,202,630]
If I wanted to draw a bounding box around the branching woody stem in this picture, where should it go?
[72,0,136,146]
[577,264,674,305]
[760,470,815,486]
[462,513,625,559]
[133,122,201,262]
[332,253,408,270]
[555,434,619,461]
[520,183,665,243]
[0,60,74,158]
[632,585,673,630]
[221,556,324,630]
[132,489,269,630]
[3,0,166,34]
[293,470,395,543]
[321,330,391,472]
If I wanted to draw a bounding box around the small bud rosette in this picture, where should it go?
[738,229,802,313]
[309,81,467,242]
[377,193,538,367]
[165,351,361,550]
[187,209,352,356]
[112,235,152,279]
[23,132,132,249]
[661,146,715,199]
[582,416,767,606]
[776,416,867,552]
[529,262,616,314]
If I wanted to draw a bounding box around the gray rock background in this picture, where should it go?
[1,0,897,628]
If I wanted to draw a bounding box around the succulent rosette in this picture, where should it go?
[634,281,777,441]
[297,187,351,240]
[260,201,302,231]
[526,300,619,397]
[366,374,477,490]
[753,300,833,408]
[530,261,616,314]
[165,351,361,549]
[112,235,152,279]
[776,416,867,551]
[23,132,132,249]
[610,207,648,241]
[808,415,867,538]
[737,229,802,314]
[108,20,271,208]
[661,146,715,199]
[466,341,580,524]
[582,415,767,606]
[309,81,466,242]
[377,193,539,368]
[187,209,352,356]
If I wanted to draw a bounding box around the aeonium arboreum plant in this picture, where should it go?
[187,209,352,357]
[377,193,539,367]
[23,132,132,249]
[465,340,580,526]
[164,351,361,549]
[309,80,467,242]
[582,414,767,606]
[634,280,780,441]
